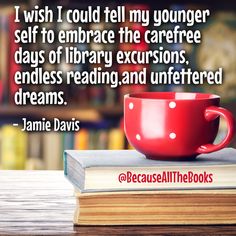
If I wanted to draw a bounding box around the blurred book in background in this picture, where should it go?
[74,129,89,150]
[26,132,44,170]
[1,125,27,169]
[108,128,125,150]
[43,132,62,170]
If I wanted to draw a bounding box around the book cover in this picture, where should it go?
[64,148,236,192]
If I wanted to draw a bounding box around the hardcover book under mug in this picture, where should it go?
[124,92,235,160]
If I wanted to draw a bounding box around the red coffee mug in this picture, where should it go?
[124,92,235,160]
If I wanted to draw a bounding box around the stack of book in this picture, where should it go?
[64,148,236,225]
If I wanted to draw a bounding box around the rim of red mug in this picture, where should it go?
[124,92,220,101]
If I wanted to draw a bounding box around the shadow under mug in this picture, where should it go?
[124,92,235,160]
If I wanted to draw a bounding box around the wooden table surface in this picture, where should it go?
[0,171,236,235]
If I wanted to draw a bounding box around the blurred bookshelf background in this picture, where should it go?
[0,0,235,170]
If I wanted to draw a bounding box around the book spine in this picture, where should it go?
[43,132,62,170]
[74,129,89,150]
[1,125,27,169]
[9,11,21,104]
[0,12,9,104]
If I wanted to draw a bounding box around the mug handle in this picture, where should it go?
[197,106,235,154]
